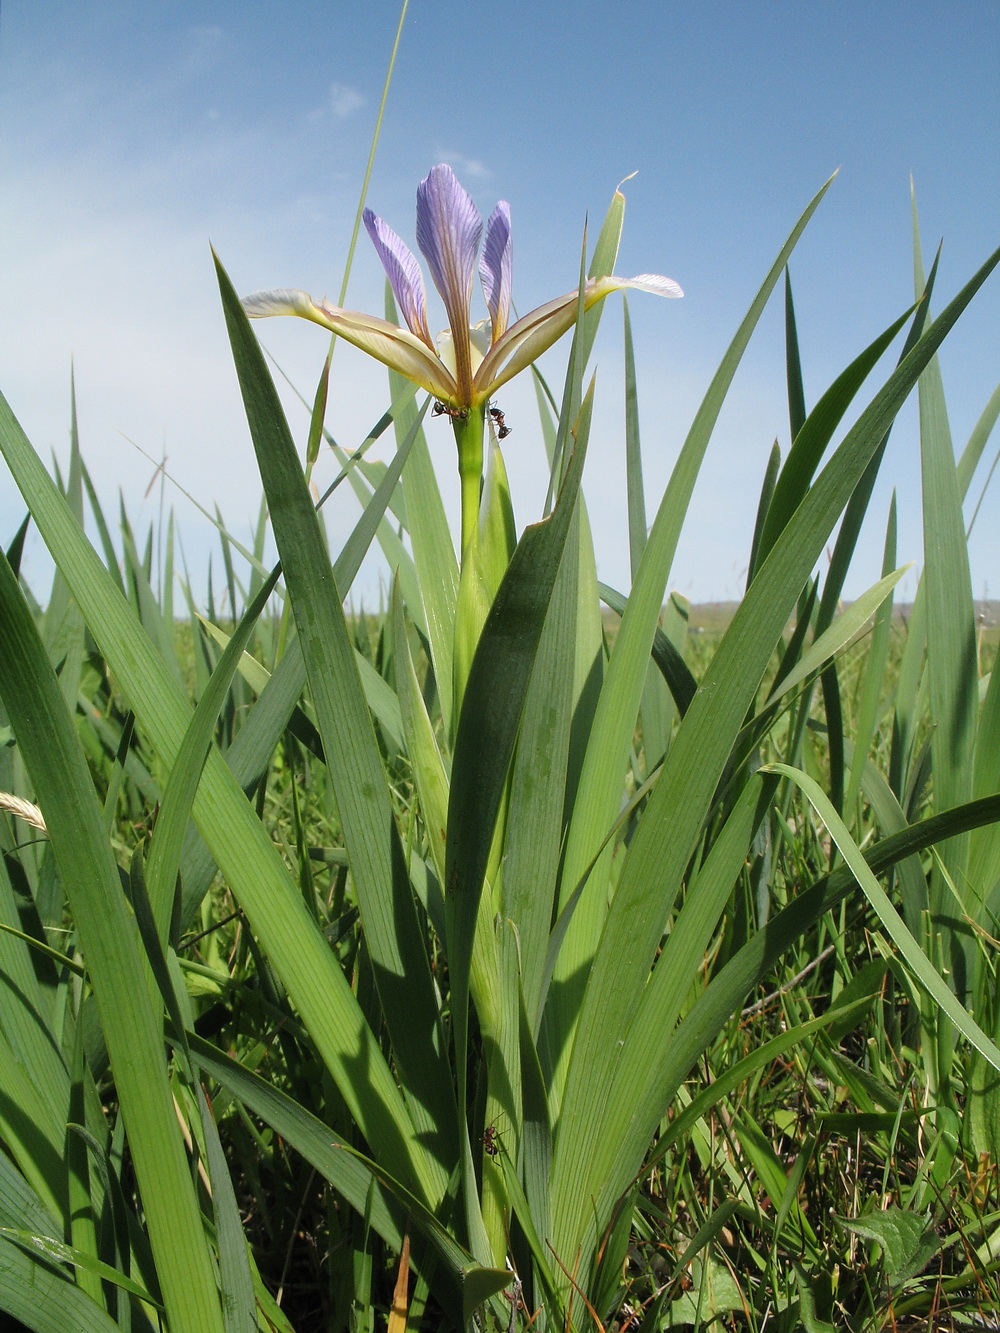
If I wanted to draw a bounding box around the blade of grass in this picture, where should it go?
[550,238,1000,1273]
[146,564,282,943]
[216,252,457,1202]
[957,378,1000,501]
[0,1231,125,1333]
[623,296,646,580]
[598,580,698,716]
[844,495,898,821]
[766,762,1000,1071]
[503,535,582,1025]
[623,295,675,770]
[0,547,225,1331]
[176,392,422,928]
[549,173,836,1094]
[754,305,913,571]
[572,772,778,1252]
[0,862,71,1192]
[785,267,807,442]
[42,377,85,715]
[912,203,978,940]
[0,388,437,1211]
[765,565,909,705]
[0,1033,67,1224]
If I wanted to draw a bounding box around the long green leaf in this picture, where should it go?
[957,378,1000,502]
[550,238,1000,1272]
[0,388,431,1211]
[0,548,225,1331]
[0,1232,124,1333]
[146,565,281,943]
[913,204,978,937]
[177,393,421,927]
[0,861,71,1201]
[216,253,457,1202]
[765,565,909,705]
[503,534,583,1024]
[0,1032,67,1224]
[767,762,1000,1072]
[648,791,1000,1164]
[0,1228,156,1303]
[844,496,898,821]
[549,176,837,1092]
[755,307,912,570]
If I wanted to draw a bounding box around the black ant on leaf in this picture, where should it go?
[481,1122,503,1158]
[488,405,512,440]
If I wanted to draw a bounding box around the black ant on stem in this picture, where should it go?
[431,399,511,440]
[488,405,512,440]
[431,400,468,421]
[431,400,512,440]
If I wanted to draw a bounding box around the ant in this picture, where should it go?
[481,1122,503,1158]
[432,400,468,421]
[488,405,512,440]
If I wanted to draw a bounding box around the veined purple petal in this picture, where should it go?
[363,208,433,347]
[480,202,512,344]
[416,164,481,400]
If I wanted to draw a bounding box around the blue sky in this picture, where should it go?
[1,0,997,608]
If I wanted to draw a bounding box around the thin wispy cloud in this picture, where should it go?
[330,82,364,118]
[434,151,490,180]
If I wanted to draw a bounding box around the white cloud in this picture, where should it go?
[434,150,490,180]
[329,82,364,118]
[0,133,399,608]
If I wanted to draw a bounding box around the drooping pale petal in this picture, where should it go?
[242,288,459,401]
[416,164,482,401]
[603,273,685,299]
[480,202,512,344]
[363,208,434,348]
[473,272,683,402]
[242,288,320,320]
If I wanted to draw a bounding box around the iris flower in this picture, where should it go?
[242,164,682,415]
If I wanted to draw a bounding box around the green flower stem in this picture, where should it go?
[453,406,486,560]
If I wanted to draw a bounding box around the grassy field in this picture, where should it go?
[1,179,999,1333]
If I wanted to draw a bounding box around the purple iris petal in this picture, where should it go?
[480,202,512,343]
[416,164,482,397]
[363,208,433,347]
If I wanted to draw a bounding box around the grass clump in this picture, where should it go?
[1,164,999,1333]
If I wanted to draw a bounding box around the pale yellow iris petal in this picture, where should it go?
[242,288,459,402]
[473,274,683,403]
